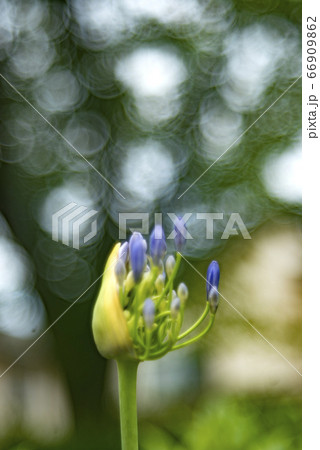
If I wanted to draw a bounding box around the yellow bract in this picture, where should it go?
[92,243,134,359]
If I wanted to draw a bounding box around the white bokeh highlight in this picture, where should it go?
[115,46,187,123]
[262,141,302,204]
[199,101,243,160]
[221,21,300,112]
[0,227,45,340]
[120,140,176,205]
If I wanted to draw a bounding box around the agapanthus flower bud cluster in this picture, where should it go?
[92,221,220,361]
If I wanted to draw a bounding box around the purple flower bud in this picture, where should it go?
[165,255,175,277]
[155,274,165,293]
[129,232,146,282]
[129,232,143,251]
[114,259,126,285]
[143,298,155,329]
[177,282,188,302]
[170,295,180,319]
[149,225,167,265]
[119,241,129,264]
[174,216,186,252]
[206,261,220,300]
[208,287,219,313]
[142,239,147,251]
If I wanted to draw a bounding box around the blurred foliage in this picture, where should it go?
[0,396,301,450]
[140,396,301,450]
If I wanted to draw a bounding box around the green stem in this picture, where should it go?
[171,314,215,351]
[155,253,182,308]
[116,359,139,450]
[132,269,158,341]
[156,311,172,319]
[143,329,152,359]
[177,303,210,340]
[146,345,172,360]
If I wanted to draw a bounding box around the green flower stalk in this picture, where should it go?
[92,225,220,450]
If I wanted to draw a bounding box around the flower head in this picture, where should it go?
[92,231,220,362]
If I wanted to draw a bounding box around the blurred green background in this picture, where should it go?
[0,0,301,449]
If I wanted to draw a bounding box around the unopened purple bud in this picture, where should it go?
[165,255,175,277]
[150,225,167,265]
[142,239,147,251]
[143,298,155,329]
[129,232,143,251]
[174,217,186,252]
[177,282,188,302]
[208,287,219,313]
[155,274,165,293]
[206,261,220,300]
[119,241,129,264]
[114,259,126,285]
[129,232,146,282]
[158,260,164,274]
[170,295,180,319]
